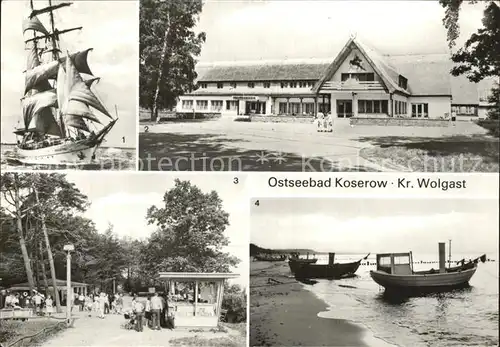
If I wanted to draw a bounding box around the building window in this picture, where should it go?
[200,83,207,89]
[263,82,271,88]
[303,103,314,115]
[217,82,223,89]
[226,100,238,111]
[248,82,255,88]
[398,76,408,90]
[342,73,375,82]
[210,100,223,111]
[182,100,193,110]
[289,82,297,88]
[196,100,208,110]
[230,83,237,89]
[411,103,429,118]
[280,82,288,88]
[358,100,389,114]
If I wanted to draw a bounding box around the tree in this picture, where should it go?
[1,173,36,294]
[142,180,239,278]
[440,1,500,119]
[140,0,206,120]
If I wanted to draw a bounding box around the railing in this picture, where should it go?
[321,81,384,91]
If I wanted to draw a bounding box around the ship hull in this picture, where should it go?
[15,119,116,166]
[16,140,99,165]
[370,267,477,294]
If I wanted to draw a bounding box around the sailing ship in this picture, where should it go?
[293,253,369,279]
[15,0,117,165]
[370,242,486,294]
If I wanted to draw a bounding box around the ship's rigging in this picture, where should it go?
[18,0,115,150]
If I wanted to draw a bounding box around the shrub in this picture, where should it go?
[222,284,247,323]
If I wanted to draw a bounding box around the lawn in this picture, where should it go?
[0,319,66,347]
[359,135,499,172]
[169,323,246,347]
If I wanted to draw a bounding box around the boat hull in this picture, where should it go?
[15,119,117,166]
[288,259,318,274]
[294,261,361,279]
[370,267,477,294]
[16,140,99,165]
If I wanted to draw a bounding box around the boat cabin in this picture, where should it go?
[157,272,239,328]
[376,252,414,275]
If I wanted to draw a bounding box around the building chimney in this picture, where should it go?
[328,253,335,266]
[439,242,446,273]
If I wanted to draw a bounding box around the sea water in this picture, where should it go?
[1,144,136,171]
[302,253,499,347]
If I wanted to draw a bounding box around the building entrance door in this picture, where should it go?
[245,101,266,115]
[337,100,353,118]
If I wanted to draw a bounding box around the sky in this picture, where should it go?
[195,0,487,65]
[1,0,138,148]
[251,198,499,256]
[65,172,249,287]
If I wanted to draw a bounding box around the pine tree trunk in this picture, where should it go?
[39,241,50,293]
[151,14,170,122]
[13,174,36,294]
[33,181,61,313]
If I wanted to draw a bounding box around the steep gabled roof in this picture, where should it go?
[387,55,452,96]
[312,37,408,95]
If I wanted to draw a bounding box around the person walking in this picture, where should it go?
[133,297,144,332]
[98,293,106,319]
[116,293,123,314]
[150,292,163,330]
[32,291,43,315]
[104,293,109,314]
[145,296,152,329]
[78,293,85,311]
[45,295,54,317]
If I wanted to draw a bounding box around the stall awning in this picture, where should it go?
[8,279,89,291]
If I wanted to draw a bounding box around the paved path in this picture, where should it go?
[41,309,240,347]
[139,119,403,171]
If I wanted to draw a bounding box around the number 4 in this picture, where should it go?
[254,200,260,206]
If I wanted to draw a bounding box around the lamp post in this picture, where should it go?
[63,244,74,324]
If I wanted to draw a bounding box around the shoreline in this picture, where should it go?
[250,261,393,346]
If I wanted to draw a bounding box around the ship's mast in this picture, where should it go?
[47,0,59,61]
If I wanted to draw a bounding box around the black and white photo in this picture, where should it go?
[139,1,499,172]
[1,0,138,170]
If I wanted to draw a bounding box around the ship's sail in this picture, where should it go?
[23,15,49,35]
[16,0,117,158]
[21,89,57,126]
[28,109,62,137]
[25,49,93,94]
[62,52,112,119]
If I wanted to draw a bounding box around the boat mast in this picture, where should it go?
[448,239,452,268]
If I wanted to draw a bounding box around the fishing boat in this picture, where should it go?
[293,253,369,279]
[370,242,486,294]
[288,252,318,274]
[253,253,287,262]
[14,0,117,165]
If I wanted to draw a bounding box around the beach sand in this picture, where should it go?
[250,261,394,347]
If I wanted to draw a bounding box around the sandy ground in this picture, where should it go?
[40,297,243,347]
[250,261,395,347]
[139,118,488,171]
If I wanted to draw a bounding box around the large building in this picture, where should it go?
[177,37,495,121]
